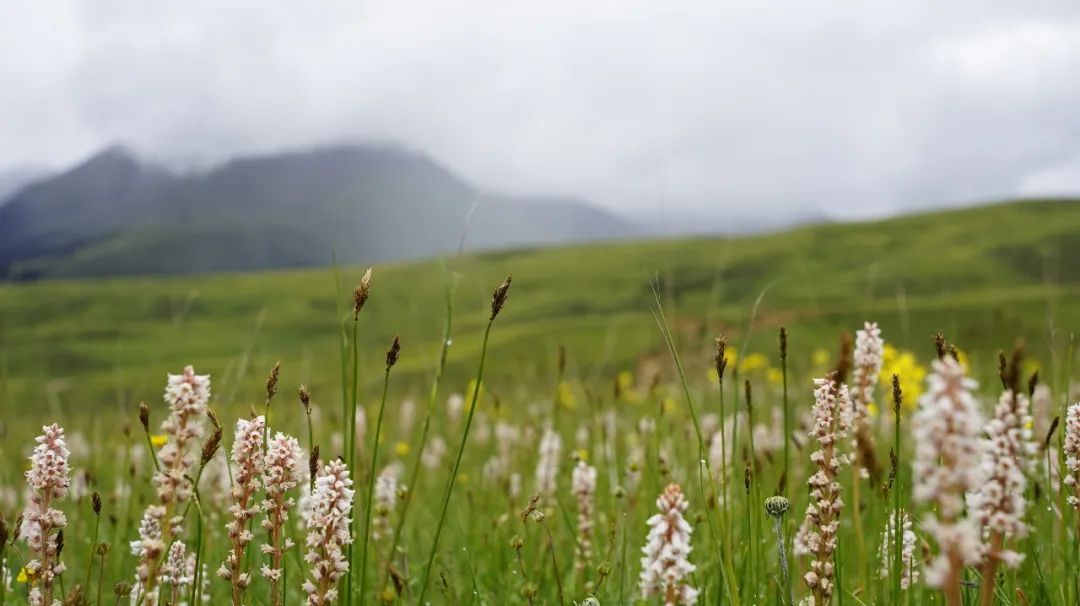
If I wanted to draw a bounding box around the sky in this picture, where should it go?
[3,1,1080,219]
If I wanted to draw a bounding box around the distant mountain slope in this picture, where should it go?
[0,144,636,279]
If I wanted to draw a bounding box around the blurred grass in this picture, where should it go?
[1,198,1078,426]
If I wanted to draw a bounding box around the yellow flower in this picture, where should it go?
[557,381,578,410]
[867,402,879,417]
[879,345,926,410]
[766,367,784,386]
[661,397,678,414]
[575,448,589,462]
[617,371,639,403]
[740,352,769,373]
[465,379,485,410]
[150,434,168,448]
[811,348,831,368]
[16,567,29,583]
[394,441,411,457]
[459,473,470,485]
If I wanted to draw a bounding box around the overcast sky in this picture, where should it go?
[3,1,1080,218]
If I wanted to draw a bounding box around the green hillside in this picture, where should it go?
[1,198,1078,424]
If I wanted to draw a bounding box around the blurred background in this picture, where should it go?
[1,1,1079,421]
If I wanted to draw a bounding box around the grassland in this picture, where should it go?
[1,198,1079,605]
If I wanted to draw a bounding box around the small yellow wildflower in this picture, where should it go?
[459,473,469,485]
[766,367,784,386]
[557,381,578,410]
[574,448,589,462]
[394,441,410,457]
[879,344,926,410]
[617,371,639,403]
[740,352,768,373]
[661,397,678,414]
[16,567,28,583]
[811,348,831,368]
[150,434,168,448]
[466,379,485,410]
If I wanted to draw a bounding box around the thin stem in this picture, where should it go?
[417,318,495,605]
[384,269,455,588]
[358,368,393,605]
[345,317,360,604]
[540,518,566,606]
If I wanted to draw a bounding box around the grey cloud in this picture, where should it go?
[3,1,1080,220]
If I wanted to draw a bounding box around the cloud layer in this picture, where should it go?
[4,1,1080,218]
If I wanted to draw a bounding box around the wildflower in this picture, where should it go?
[160,541,195,600]
[150,435,168,448]
[740,352,769,373]
[572,461,597,574]
[1065,401,1080,510]
[394,440,411,457]
[878,510,919,589]
[422,436,447,470]
[21,423,70,606]
[303,459,355,605]
[373,464,402,543]
[967,388,1035,569]
[879,346,926,408]
[912,358,985,603]
[795,374,852,605]
[260,431,304,605]
[219,416,265,603]
[535,427,563,499]
[157,366,211,503]
[639,483,698,605]
[851,322,884,481]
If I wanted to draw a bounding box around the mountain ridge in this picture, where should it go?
[0,143,637,279]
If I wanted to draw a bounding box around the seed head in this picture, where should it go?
[201,427,223,465]
[0,518,8,546]
[266,360,281,399]
[56,529,65,558]
[714,337,728,381]
[298,385,312,412]
[1028,370,1039,399]
[933,332,947,360]
[309,445,320,487]
[490,274,512,320]
[764,495,790,518]
[835,331,853,384]
[353,267,373,319]
[207,408,221,430]
[891,374,902,415]
[386,335,401,370]
[138,401,150,432]
[779,326,788,364]
[114,582,133,598]
[92,491,102,516]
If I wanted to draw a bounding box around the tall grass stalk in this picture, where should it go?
[891,375,903,605]
[649,281,739,606]
[417,275,512,605]
[345,268,372,604]
[357,336,399,605]
[385,268,457,586]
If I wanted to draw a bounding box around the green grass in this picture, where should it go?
[1,198,1080,604]
[1,198,1078,422]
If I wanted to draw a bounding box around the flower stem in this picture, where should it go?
[358,367,393,605]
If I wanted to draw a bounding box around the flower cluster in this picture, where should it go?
[1064,402,1080,509]
[535,427,563,499]
[219,416,266,599]
[130,505,166,604]
[161,541,195,595]
[878,510,919,590]
[572,460,597,574]
[303,459,355,605]
[851,322,883,479]
[22,424,71,606]
[967,388,1035,568]
[795,376,853,604]
[373,463,402,543]
[156,365,211,504]
[639,483,698,606]
[912,358,986,590]
[260,431,304,602]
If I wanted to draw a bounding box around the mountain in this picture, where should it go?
[0,165,50,205]
[0,144,636,279]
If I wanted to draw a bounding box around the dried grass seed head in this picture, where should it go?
[490,274,512,320]
[353,267,373,319]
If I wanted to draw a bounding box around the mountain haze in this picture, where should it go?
[0,144,635,279]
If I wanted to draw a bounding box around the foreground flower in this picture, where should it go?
[219,416,266,604]
[639,483,698,606]
[260,431,304,606]
[851,322,883,480]
[303,459,355,606]
[967,388,1035,569]
[1064,402,1080,511]
[912,358,985,605]
[22,424,71,606]
[795,374,853,606]
[133,366,211,603]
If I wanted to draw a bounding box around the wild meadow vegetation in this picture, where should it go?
[1,199,1080,605]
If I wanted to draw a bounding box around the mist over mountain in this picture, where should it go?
[0,144,638,279]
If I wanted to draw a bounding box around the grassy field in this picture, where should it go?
[0,198,1079,605]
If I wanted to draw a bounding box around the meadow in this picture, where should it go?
[1,198,1080,605]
